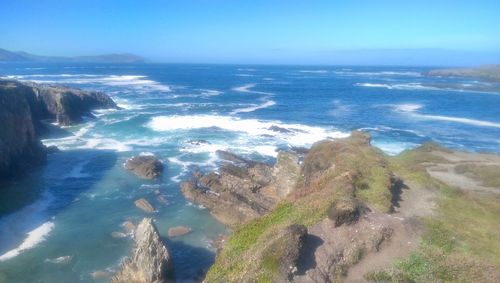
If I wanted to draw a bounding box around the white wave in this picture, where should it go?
[199,89,222,96]
[83,137,133,152]
[9,74,172,93]
[299,70,329,74]
[45,255,73,264]
[147,115,349,147]
[237,68,256,71]
[393,103,423,112]
[235,74,255,77]
[230,100,276,114]
[232,83,273,95]
[415,114,500,129]
[262,78,274,81]
[336,71,421,77]
[393,103,500,128]
[0,222,55,261]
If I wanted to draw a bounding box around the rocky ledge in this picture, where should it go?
[0,79,116,180]
[112,218,173,283]
[185,131,500,282]
[181,150,301,226]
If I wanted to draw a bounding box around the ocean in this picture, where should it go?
[0,63,499,282]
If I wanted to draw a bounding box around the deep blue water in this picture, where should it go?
[0,63,499,282]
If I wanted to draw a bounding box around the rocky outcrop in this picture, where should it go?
[0,79,117,180]
[125,155,164,179]
[0,80,46,179]
[180,150,301,226]
[112,218,172,283]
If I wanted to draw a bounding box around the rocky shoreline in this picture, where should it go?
[0,78,117,180]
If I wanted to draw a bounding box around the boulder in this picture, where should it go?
[272,152,301,198]
[125,155,164,179]
[167,226,192,238]
[112,218,172,283]
[135,198,155,213]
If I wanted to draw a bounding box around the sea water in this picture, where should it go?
[0,63,499,282]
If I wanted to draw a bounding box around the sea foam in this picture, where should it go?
[0,222,55,262]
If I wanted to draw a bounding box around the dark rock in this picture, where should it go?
[187,139,211,146]
[215,150,252,165]
[112,218,173,283]
[125,155,164,179]
[327,198,360,227]
[268,125,293,133]
[181,151,301,226]
[0,79,117,180]
[0,80,46,179]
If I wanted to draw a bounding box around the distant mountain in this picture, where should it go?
[0,48,145,63]
[427,64,500,82]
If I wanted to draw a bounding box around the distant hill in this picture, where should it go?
[0,48,145,63]
[427,64,500,82]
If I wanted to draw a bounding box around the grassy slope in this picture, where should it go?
[205,133,394,282]
[205,139,500,282]
[367,145,500,282]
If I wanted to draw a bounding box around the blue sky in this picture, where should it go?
[1,0,500,65]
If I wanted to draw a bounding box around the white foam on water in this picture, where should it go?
[230,100,276,114]
[235,74,255,77]
[147,114,349,147]
[199,89,223,96]
[393,103,500,129]
[0,222,55,262]
[8,74,172,93]
[336,71,421,77]
[232,83,273,95]
[299,70,329,74]
[415,114,500,129]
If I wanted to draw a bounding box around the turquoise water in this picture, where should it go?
[0,63,499,282]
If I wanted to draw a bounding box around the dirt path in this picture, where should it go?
[344,181,437,282]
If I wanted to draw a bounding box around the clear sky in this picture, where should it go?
[1,0,500,65]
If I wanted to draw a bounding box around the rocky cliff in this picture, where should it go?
[185,132,500,282]
[0,79,117,180]
[112,218,173,283]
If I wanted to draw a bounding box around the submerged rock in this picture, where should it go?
[112,218,172,283]
[91,270,112,279]
[125,155,164,179]
[122,221,136,234]
[167,226,192,238]
[135,198,155,213]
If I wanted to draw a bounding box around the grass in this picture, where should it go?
[367,145,500,282]
[454,163,500,187]
[206,133,395,282]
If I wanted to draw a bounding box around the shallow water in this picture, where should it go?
[0,63,499,282]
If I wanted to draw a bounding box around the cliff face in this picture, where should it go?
[0,79,117,180]
[0,81,46,179]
